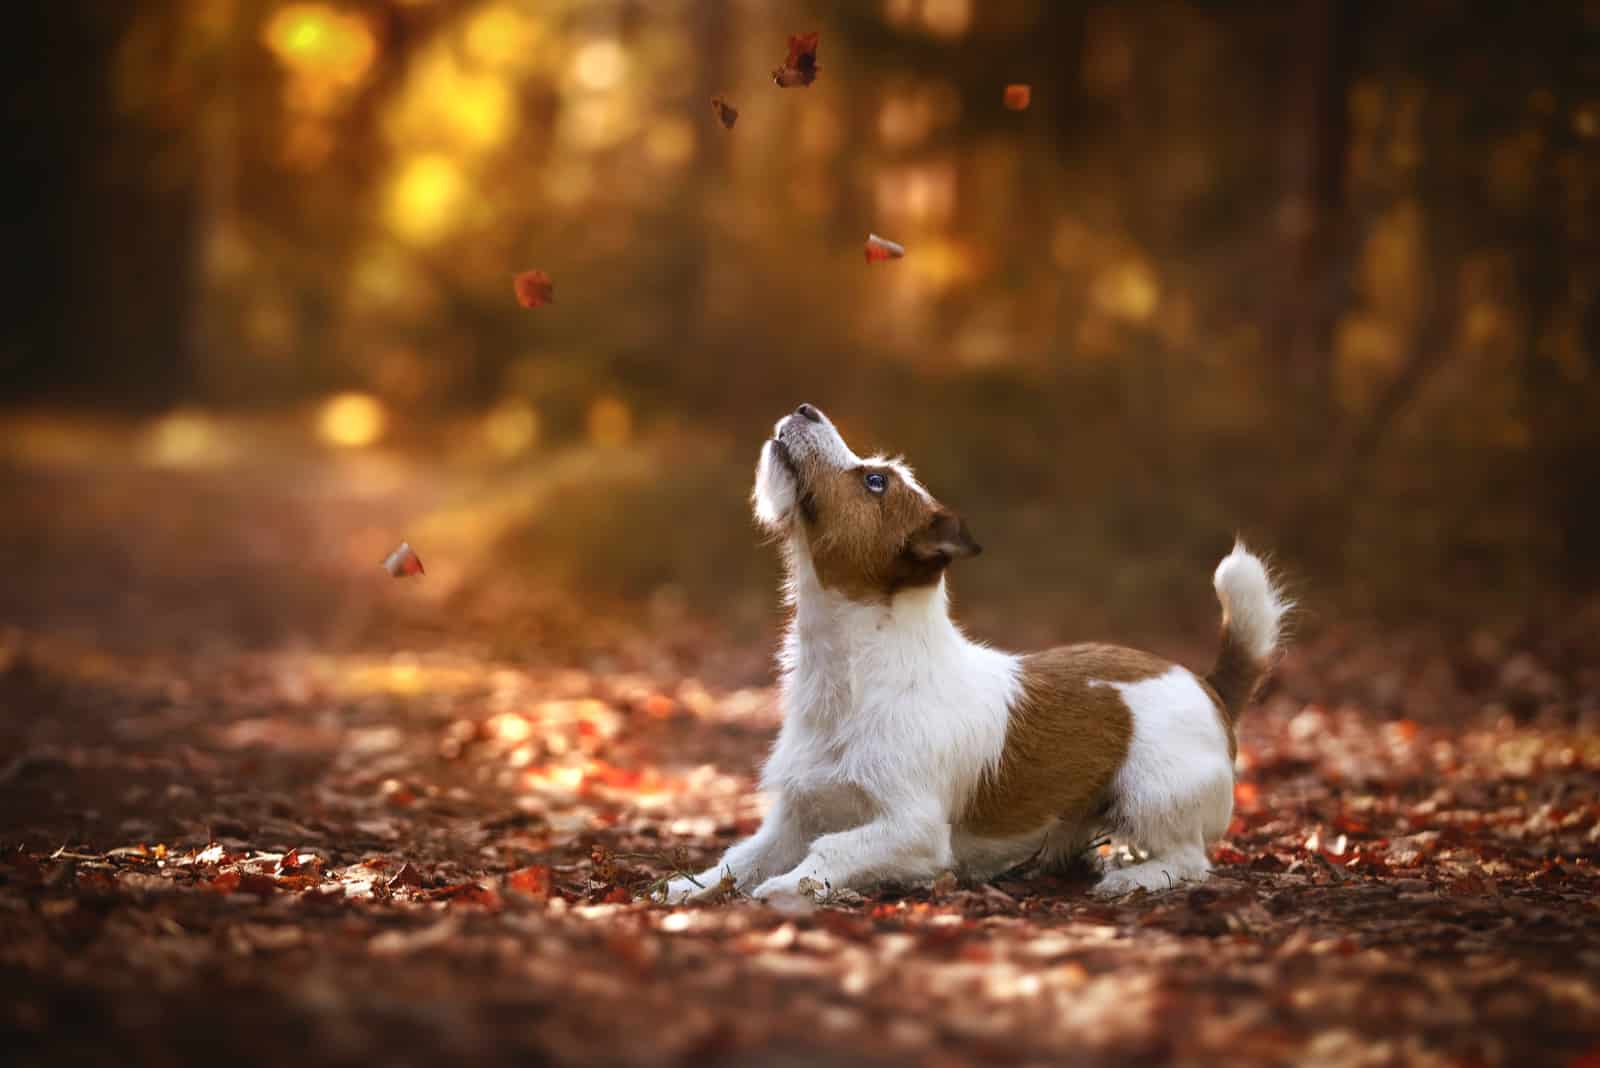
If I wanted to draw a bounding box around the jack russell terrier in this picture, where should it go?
[666,404,1288,906]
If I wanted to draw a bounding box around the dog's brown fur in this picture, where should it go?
[957,644,1151,839]
[958,644,1238,839]
[795,457,978,601]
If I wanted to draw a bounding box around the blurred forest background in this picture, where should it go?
[4,0,1599,653]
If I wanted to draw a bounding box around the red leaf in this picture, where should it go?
[506,864,552,899]
[602,886,631,905]
[275,847,317,876]
[445,884,502,910]
[710,96,738,130]
[1213,845,1250,866]
[1003,84,1032,110]
[772,31,819,88]
[381,541,424,578]
[864,234,905,263]
[209,870,277,896]
[513,270,554,309]
[387,862,423,889]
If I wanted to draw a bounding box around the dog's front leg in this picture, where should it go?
[661,795,806,903]
[752,797,950,907]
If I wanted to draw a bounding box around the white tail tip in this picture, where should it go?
[1212,542,1289,662]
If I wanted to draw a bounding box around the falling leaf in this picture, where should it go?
[513,269,555,309]
[772,32,819,88]
[864,234,905,263]
[1003,84,1032,110]
[381,541,424,578]
[710,96,738,129]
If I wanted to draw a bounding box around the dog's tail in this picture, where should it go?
[1205,542,1290,723]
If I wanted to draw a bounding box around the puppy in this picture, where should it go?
[666,404,1288,906]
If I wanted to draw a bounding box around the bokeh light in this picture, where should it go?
[317,393,387,448]
[386,154,466,245]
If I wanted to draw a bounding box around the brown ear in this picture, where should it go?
[907,510,982,564]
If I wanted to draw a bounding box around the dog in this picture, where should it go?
[665,404,1288,907]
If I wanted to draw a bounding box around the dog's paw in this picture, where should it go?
[660,871,740,905]
[660,876,704,904]
[751,873,824,912]
[1091,860,1206,897]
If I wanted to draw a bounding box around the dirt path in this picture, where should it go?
[2,428,1597,1067]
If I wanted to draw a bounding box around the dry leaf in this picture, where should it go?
[864,234,905,263]
[710,96,738,129]
[513,269,555,309]
[772,32,819,88]
[1003,84,1032,110]
[381,541,424,578]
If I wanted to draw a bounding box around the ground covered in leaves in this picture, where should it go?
[2,423,1599,1067]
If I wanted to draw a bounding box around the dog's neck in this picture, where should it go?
[778,539,972,727]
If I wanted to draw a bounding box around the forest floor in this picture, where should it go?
[2,419,1598,1067]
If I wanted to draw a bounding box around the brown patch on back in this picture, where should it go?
[802,463,976,601]
[957,644,1167,840]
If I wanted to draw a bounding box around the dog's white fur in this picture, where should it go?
[666,410,1286,906]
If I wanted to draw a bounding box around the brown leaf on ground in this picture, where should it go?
[710,96,738,129]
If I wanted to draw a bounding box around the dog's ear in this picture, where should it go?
[906,510,982,564]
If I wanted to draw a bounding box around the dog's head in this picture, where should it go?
[754,404,980,600]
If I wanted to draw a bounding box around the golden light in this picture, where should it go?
[878,90,934,148]
[874,162,956,224]
[564,96,635,151]
[464,3,543,72]
[386,153,466,245]
[144,411,228,469]
[572,39,626,91]
[921,0,972,38]
[645,117,697,168]
[487,712,534,744]
[587,396,633,448]
[1092,260,1160,322]
[389,50,516,153]
[317,392,387,448]
[263,4,376,86]
[483,400,540,457]
[883,0,917,27]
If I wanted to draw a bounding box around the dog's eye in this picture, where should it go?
[864,472,888,495]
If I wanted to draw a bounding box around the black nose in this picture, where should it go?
[795,403,822,423]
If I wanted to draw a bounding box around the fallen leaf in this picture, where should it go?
[513,270,554,309]
[506,864,552,899]
[381,541,424,578]
[208,870,277,896]
[1003,84,1031,110]
[772,32,819,88]
[387,862,423,889]
[710,96,738,129]
[864,234,905,263]
[370,919,460,957]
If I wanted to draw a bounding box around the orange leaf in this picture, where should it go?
[381,541,424,577]
[1003,84,1032,110]
[506,864,552,899]
[513,270,554,309]
[864,233,905,263]
[772,31,819,88]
